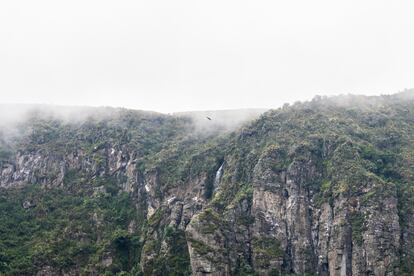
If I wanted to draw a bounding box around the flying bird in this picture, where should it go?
[206,116,212,120]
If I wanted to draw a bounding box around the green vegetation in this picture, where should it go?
[188,239,212,256]
[350,213,366,246]
[197,208,222,234]
[252,236,283,268]
[0,185,141,275]
[252,237,283,258]
[1,93,414,274]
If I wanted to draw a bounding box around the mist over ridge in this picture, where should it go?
[1,89,413,127]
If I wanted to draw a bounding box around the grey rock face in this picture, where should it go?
[185,142,406,275]
[0,141,407,275]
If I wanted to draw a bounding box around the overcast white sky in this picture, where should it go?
[0,0,413,113]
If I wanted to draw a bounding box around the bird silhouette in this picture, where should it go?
[206,116,212,120]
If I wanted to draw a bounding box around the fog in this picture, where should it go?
[0,104,115,127]
[1,0,414,112]
[0,103,267,136]
[0,90,413,146]
[175,109,268,133]
[2,89,413,129]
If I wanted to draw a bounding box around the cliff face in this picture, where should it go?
[1,93,414,275]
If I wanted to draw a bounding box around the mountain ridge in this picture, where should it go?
[1,91,414,275]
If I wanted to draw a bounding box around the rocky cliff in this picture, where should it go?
[0,92,413,275]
